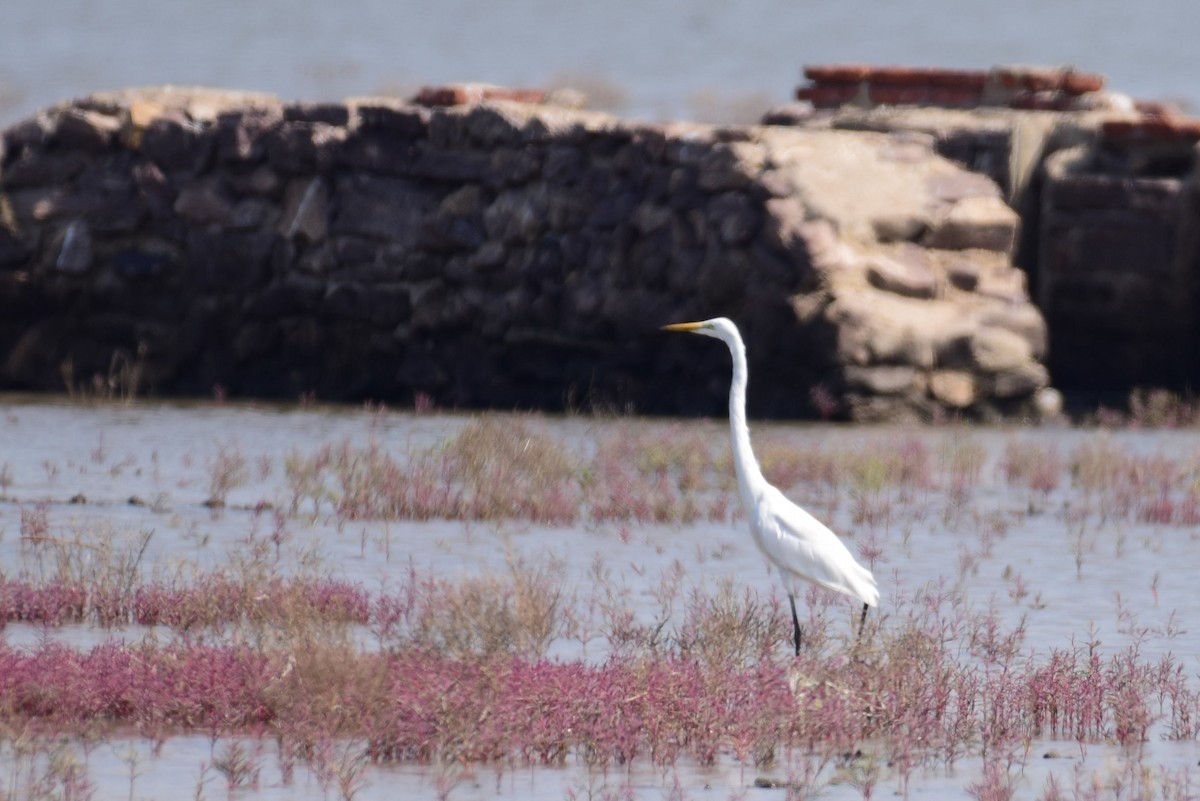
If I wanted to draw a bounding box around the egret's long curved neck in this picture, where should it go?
[724,329,767,499]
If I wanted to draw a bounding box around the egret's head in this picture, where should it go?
[660,317,737,341]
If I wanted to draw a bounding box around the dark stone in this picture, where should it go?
[0,226,31,268]
[277,178,327,241]
[2,150,89,189]
[483,189,547,243]
[410,146,493,183]
[543,146,585,185]
[52,221,92,273]
[563,274,603,320]
[518,239,565,282]
[112,246,176,280]
[402,252,443,281]
[463,105,530,146]
[132,162,176,219]
[629,232,671,288]
[587,191,638,229]
[283,102,350,126]
[666,167,704,211]
[397,338,449,387]
[422,215,486,251]
[243,278,324,317]
[268,121,344,173]
[427,110,467,148]
[230,198,274,230]
[233,320,280,362]
[10,186,98,221]
[664,139,705,168]
[52,109,121,153]
[558,231,590,268]
[488,147,544,187]
[3,319,75,387]
[173,179,236,225]
[187,229,275,291]
[697,253,748,306]
[410,282,470,331]
[613,142,652,175]
[86,184,145,234]
[707,191,760,245]
[1046,174,1181,213]
[354,103,429,137]
[216,107,283,163]
[140,114,215,173]
[338,133,418,174]
[295,242,337,274]
[330,174,437,244]
[603,288,674,336]
[666,249,704,293]
[332,236,379,265]
[697,143,758,192]
[466,241,507,271]
[1073,221,1173,276]
[2,115,51,161]
[322,282,411,328]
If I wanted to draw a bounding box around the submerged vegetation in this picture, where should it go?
[1,403,1199,798]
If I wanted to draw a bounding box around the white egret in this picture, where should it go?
[661,317,879,654]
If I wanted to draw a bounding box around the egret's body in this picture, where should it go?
[662,317,879,653]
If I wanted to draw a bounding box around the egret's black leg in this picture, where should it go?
[857,603,869,640]
[788,593,803,656]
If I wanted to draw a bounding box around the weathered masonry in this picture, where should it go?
[1,84,1056,420]
[775,64,1200,395]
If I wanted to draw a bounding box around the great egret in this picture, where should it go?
[661,317,880,654]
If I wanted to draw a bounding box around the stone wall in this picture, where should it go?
[774,64,1200,395]
[1039,120,1200,391]
[0,86,1054,420]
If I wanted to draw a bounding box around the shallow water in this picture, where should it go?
[2,394,1199,798]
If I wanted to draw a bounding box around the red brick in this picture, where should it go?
[925,69,989,89]
[869,85,931,105]
[1061,71,1105,94]
[413,86,472,106]
[928,86,984,107]
[413,85,546,108]
[803,64,872,83]
[865,66,933,86]
[862,67,989,90]
[796,84,860,106]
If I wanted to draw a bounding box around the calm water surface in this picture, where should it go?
[1,395,1199,798]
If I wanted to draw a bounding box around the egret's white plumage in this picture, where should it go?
[662,317,879,652]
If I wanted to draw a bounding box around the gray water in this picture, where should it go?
[3,0,1199,128]
[1,395,1199,798]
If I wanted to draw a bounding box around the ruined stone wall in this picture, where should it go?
[1039,121,1200,391]
[0,86,1053,420]
[774,64,1200,396]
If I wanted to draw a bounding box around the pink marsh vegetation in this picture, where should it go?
[6,409,1200,798]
